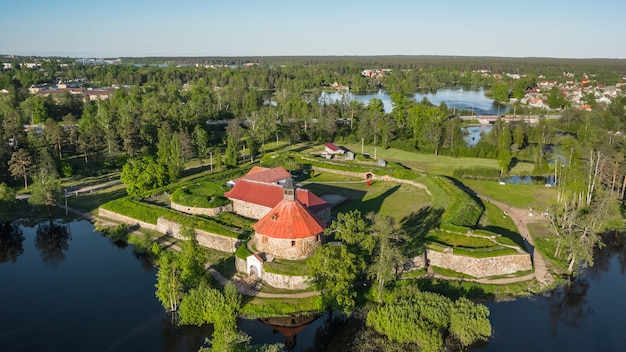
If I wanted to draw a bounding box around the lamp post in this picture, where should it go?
[64,189,68,215]
[209,151,213,171]
[361,138,364,154]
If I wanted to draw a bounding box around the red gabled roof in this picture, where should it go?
[224,180,331,212]
[244,166,290,184]
[253,199,325,239]
[229,166,290,186]
[324,143,341,152]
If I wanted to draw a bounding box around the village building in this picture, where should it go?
[224,166,331,224]
[250,177,326,260]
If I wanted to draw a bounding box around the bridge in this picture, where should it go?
[459,114,561,124]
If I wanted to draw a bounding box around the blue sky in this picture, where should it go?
[1,0,624,58]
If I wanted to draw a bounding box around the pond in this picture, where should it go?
[319,85,508,115]
[2,220,626,351]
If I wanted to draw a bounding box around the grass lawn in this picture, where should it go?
[263,257,313,276]
[300,171,431,221]
[324,143,536,176]
[527,220,567,273]
[67,185,128,214]
[462,179,557,211]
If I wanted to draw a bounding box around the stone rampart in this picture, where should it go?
[235,256,247,273]
[170,201,233,217]
[98,208,158,231]
[156,217,242,253]
[426,249,532,278]
[311,166,430,195]
[231,199,272,220]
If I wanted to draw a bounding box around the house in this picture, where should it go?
[250,177,325,260]
[324,143,344,155]
[224,167,331,223]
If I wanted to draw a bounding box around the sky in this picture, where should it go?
[1,0,625,59]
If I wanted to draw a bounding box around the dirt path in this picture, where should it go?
[430,187,554,287]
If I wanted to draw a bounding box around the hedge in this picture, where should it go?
[452,167,501,180]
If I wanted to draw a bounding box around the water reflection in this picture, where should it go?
[0,221,25,263]
[34,221,71,268]
[259,314,320,349]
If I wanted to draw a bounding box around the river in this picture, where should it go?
[319,85,508,115]
[2,221,625,351]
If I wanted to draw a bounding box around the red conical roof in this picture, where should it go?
[253,199,325,239]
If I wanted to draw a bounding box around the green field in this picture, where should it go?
[462,179,557,211]
[299,171,431,221]
[304,143,536,176]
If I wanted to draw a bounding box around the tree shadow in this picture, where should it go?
[480,225,526,248]
[34,221,72,268]
[401,207,444,257]
[0,221,25,263]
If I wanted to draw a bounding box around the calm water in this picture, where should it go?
[319,86,508,115]
[2,221,626,351]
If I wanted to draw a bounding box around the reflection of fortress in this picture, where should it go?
[259,314,319,349]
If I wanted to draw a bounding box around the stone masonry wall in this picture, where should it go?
[231,199,272,220]
[170,201,233,217]
[235,256,247,273]
[156,217,242,253]
[236,254,311,289]
[426,249,532,278]
[252,233,320,260]
[262,271,310,290]
[98,208,158,231]
[403,253,427,272]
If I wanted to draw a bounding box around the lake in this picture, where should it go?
[319,85,508,115]
[2,221,625,351]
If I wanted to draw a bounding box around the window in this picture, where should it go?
[291,240,296,247]
[262,236,268,244]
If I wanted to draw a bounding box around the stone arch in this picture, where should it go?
[365,172,373,180]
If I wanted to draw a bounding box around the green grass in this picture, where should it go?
[431,266,478,279]
[329,143,535,176]
[170,182,231,208]
[400,268,427,279]
[301,172,431,221]
[462,179,557,210]
[477,202,525,248]
[527,221,567,273]
[428,230,495,248]
[203,247,232,266]
[263,257,313,276]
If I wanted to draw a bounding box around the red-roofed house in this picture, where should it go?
[251,178,325,260]
[224,168,331,223]
[324,143,344,155]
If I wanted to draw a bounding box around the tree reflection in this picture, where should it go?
[0,221,25,263]
[34,221,71,268]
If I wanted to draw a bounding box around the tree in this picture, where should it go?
[225,134,239,168]
[367,213,407,303]
[28,171,62,217]
[498,149,512,176]
[177,226,207,290]
[155,250,183,312]
[309,244,358,313]
[449,297,492,347]
[8,148,33,190]
[192,125,210,164]
[120,157,169,196]
[0,183,16,222]
[44,118,65,159]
